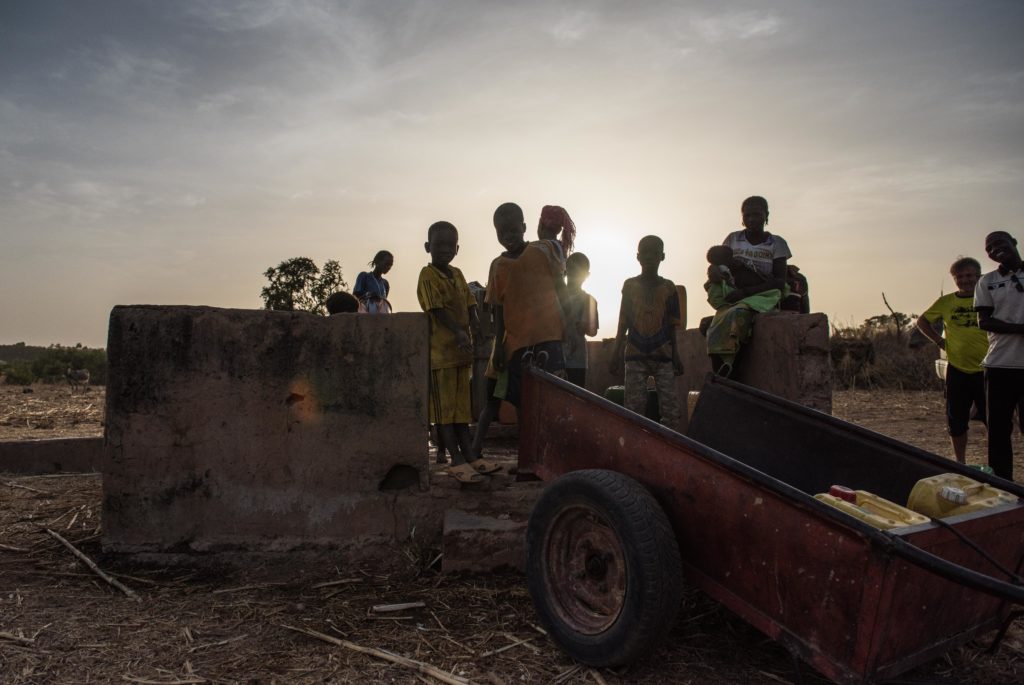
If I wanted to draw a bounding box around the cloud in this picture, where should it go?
[545,10,596,43]
[691,10,782,43]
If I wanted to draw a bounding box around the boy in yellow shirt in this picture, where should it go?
[916,257,989,463]
[417,221,496,482]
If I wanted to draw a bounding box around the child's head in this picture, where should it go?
[949,256,982,295]
[706,245,734,266]
[425,221,459,267]
[741,195,769,232]
[538,205,576,255]
[325,291,359,314]
[493,202,527,252]
[637,235,665,273]
[369,250,394,274]
[566,252,591,285]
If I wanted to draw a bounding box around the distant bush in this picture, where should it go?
[1,360,35,386]
[832,312,942,391]
[1,344,106,385]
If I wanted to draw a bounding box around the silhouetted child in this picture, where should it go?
[416,222,495,483]
[706,245,764,289]
[354,250,394,313]
[564,252,599,388]
[610,235,683,430]
[470,202,528,461]
[496,205,576,409]
[325,291,360,314]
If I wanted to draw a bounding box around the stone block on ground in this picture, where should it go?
[442,508,527,573]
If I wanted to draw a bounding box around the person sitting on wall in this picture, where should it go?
[704,195,792,377]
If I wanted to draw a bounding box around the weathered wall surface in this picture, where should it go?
[587,312,832,418]
[677,312,832,414]
[103,306,432,552]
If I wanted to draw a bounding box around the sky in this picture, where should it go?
[2,0,1023,348]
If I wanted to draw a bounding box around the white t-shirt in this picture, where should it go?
[974,266,1024,369]
[723,230,792,280]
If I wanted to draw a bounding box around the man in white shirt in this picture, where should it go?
[974,231,1024,480]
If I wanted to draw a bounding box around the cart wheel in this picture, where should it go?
[526,469,682,667]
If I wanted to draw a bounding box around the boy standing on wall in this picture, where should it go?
[417,221,497,483]
[609,235,684,430]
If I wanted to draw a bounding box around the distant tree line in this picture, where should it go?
[0,343,106,386]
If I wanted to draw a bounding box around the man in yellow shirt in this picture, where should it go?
[916,257,989,463]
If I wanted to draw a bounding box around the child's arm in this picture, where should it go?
[724,257,787,304]
[492,305,506,371]
[670,323,684,376]
[431,308,472,352]
[608,296,629,376]
[584,294,599,337]
[468,304,481,346]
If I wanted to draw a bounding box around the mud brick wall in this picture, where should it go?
[587,312,832,419]
[103,306,429,553]
[677,312,832,414]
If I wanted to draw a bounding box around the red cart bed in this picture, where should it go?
[518,369,1024,685]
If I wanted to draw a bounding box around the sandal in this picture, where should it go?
[468,458,502,475]
[448,463,485,484]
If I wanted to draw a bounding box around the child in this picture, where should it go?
[325,291,360,314]
[563,252,599,388]
[609,235,684,430]
[916,256,989,464]
[416,222,495,483]
[469,202,528,461]
[354,250,394,314]
[496,205,576,409]
[706,245,763,289]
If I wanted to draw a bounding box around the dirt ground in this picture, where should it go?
[1,384,1022,684]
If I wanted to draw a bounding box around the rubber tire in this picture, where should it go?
[526,469,683,667]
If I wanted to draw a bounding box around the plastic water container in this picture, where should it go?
[906,473,1017,519]
[815,488,930,530]
[687,391,700,421]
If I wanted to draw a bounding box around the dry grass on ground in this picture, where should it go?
[1,384,1022,684]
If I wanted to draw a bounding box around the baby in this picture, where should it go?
[706,245,763,289]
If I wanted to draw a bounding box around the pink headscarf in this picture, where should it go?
[538,205,576,256]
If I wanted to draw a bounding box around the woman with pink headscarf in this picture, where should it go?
[492,205,577,411]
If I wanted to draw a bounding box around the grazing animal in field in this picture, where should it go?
[66,367,90,393]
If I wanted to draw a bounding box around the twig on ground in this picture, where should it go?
[0,631,35,646]
[311,577,363,589]
[282,624,472,685]
[187,634,247,653]
[44,527,139,601]
[5,481,50,495]
[211,583,286,595]
[0,543,29,552]
[122,677,207,684]
[372,601,427,613]
[478,635,536,659]
[589,669,609,685]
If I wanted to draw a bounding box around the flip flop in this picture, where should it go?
[468,458,502,475]
[448,463,484,484]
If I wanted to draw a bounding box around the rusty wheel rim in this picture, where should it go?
[544,504,627,635]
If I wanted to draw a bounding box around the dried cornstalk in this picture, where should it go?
[45,528,139,601]
[282,624,472,685]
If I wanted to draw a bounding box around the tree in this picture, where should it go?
[260,257,348,315]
